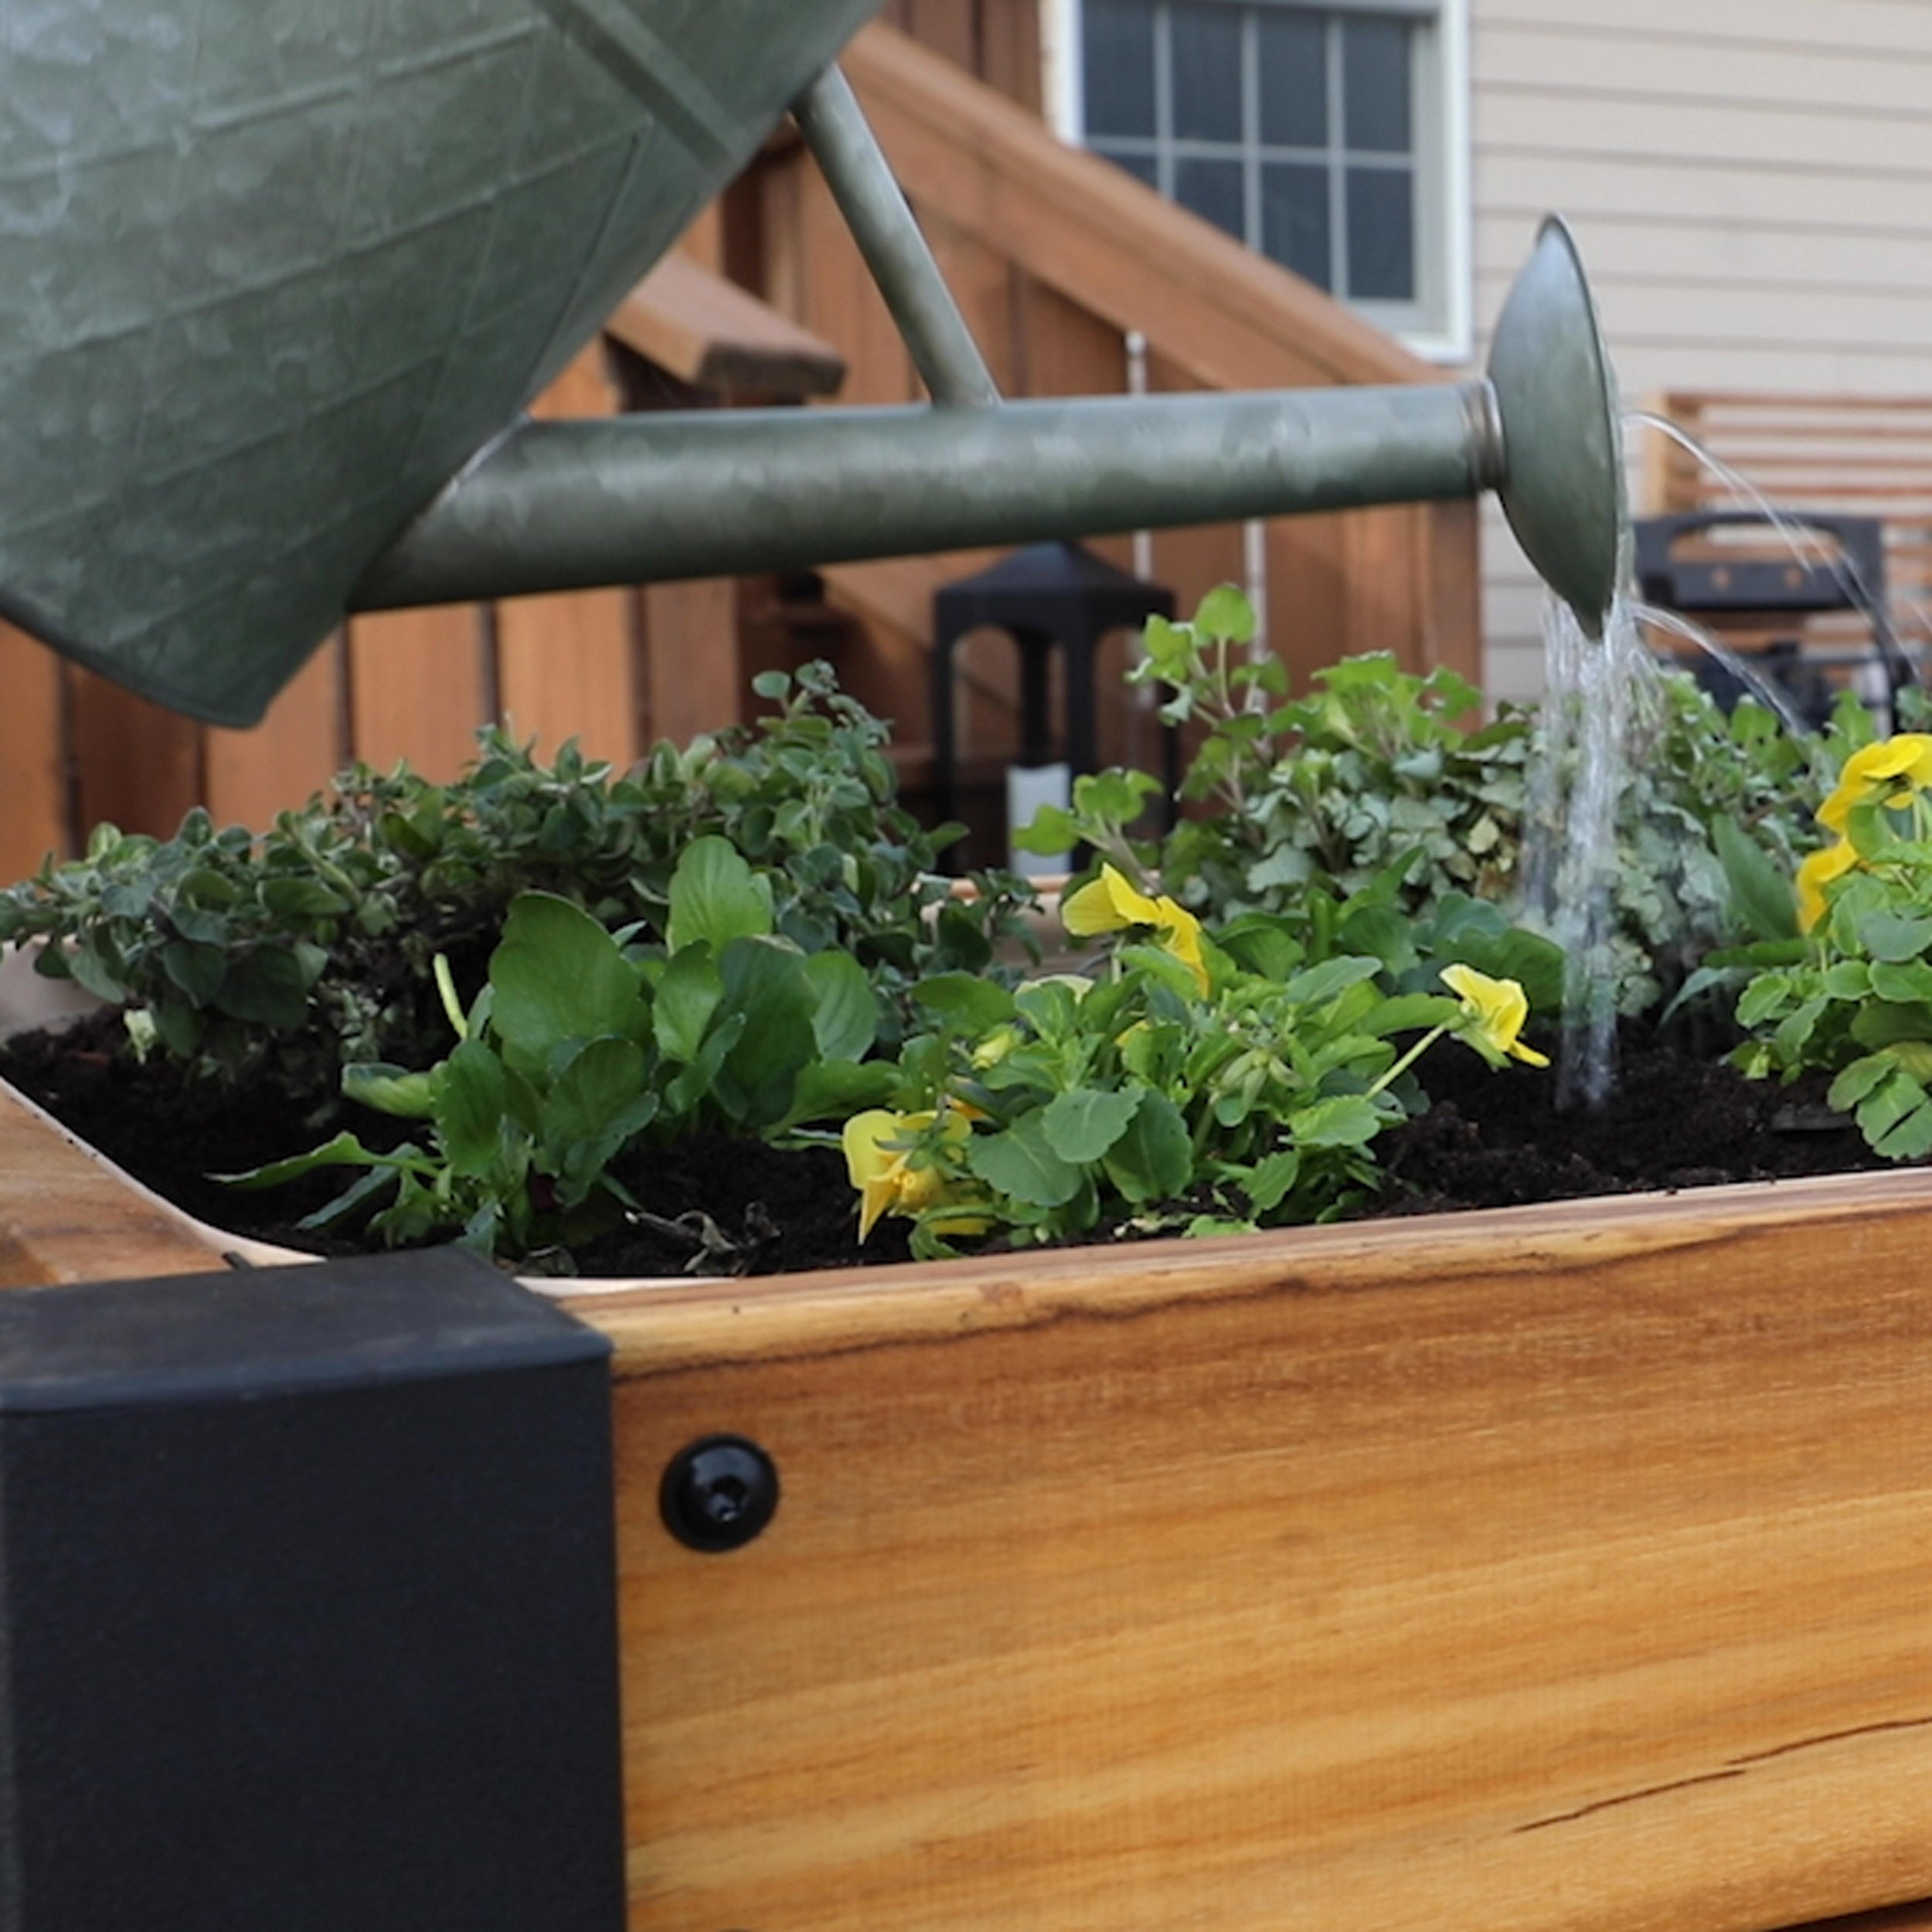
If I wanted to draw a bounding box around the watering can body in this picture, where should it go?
[0,0,881,723]
[1,3,1619,726]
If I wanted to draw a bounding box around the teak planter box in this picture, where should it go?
[5,1073,1932,1932]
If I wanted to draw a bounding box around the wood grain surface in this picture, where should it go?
[0,1082,227,1287]
[9,1057,1932,1929]
[577,1170,1932,1931]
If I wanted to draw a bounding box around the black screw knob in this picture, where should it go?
[659,1434,780,1553]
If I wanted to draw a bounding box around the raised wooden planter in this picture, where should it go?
[6,1077,1932,1931]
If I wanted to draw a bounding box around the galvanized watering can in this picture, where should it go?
[0,1,1621,726]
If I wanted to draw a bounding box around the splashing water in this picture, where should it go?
[1622,408,1925,696]
[1519,590,1658,1109]
[1624,598,1811,736]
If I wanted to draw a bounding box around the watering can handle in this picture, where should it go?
[791,65,1001,410]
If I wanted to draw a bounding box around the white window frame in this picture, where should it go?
[1043,0,1470,364]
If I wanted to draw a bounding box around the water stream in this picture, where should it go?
[1522,410,1920,1107]
[1519,589,1655,1108]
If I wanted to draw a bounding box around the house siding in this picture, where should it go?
[1468,0,1932,701]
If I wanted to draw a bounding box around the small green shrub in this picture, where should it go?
[1016,587,1827,1018]
[0,663,1033,1103]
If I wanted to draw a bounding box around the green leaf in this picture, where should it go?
[1041,1085,1142,1164]
[1852,909,1932,964]
[543,1036,658,1202]
[159,939,226,1007]
[490,892,646,1064]
[1876,1097,1932,1160]
[1282,956,1382,1008]
[1714,816,1799,942]
[652,945,722,1063]
[1851,1002,1932,1050]
[913,972,1016,1035]
[1240,1148,1302,1215]
[1772,995,1827,1064]
[713,936,817,1128]
[217,1129,402,1189]
[782,1058,897,1128]
[1101,1089,1192,1203]
[259,876,352,919]
[1870,960,1932,1004]
[1736,972,1795,1029]
[217,947,313,1029]
[1213,915,1304,982]
[1827,1054,1893,1111]
[434,1039,512,1176]
[1822,961,1872,1001]
[1291,1094,1387,1148]
[1856,1067,1921,1141]
[665,835,774,954]
[967,1114,1083,1207]
[805,948,878,1062]
[342,1061,437,1120]
[1192,583,1257,644]
[1360,992,1458,1037]
[1012,804,1080,855]
[64,941,128,1005]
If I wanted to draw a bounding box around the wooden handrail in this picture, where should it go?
[606,253,847,402]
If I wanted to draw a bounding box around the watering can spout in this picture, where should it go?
[355,218,1625,648]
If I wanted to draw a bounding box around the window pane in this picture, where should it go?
[1083,0,1157,139]
[1175,156,1247,242]
[1171,2,1243,142]
[1341,15,1410,153]
[1257,9,1327,149]
[1345,165,1413,299]
[1097,145,1160,191]
[1261,162,1331,286]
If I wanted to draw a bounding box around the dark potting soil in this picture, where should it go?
[0,1011,1902,1280]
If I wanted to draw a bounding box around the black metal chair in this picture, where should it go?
[1632,509,1913,727]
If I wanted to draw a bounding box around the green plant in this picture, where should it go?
[1730,731,1932,1157]
[1021,587,1529,916]
[1016,587,1827,1019]
[0,664,1034,1101]
[842,866,1550,1257]
[227,841,897,1264]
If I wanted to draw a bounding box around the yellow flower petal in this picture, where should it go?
[1061,865,1162,937]
[1061,866,1209,994]
[841,1108,978,1240]
[841,1109,902,1186]
[1819,733,1932,832]
[1150,896,1210,994]
[1795,838,1860,934]
[1440,964,1547,1066]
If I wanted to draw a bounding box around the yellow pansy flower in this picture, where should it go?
[1440,964,1549,1068]
[842,1107,987,1240]
[1818,733,1932,834]
[1060,865,1209,993]
[1795,838,1859,934]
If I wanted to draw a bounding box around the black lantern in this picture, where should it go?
[931,542,1179,860]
